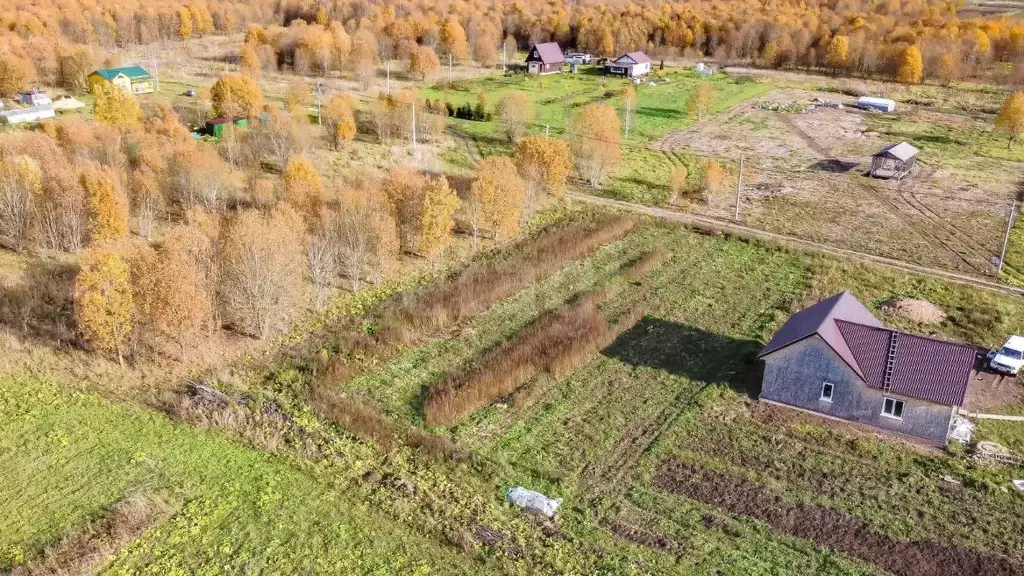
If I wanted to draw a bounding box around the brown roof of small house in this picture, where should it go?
[835,320,977,406]
[759,291,977,406]
[758,291,883,379]
[528,42,565,64]
[625,51,651,64]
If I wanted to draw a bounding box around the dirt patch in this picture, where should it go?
[12,494,172,576]
[653,459,1022,576]
[963,370,1024,413]
[881,297,948,324]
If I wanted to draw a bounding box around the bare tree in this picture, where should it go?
[219,207,305,339]
[0,156,41,252]
[306,226,339,310]
[333,205,375,291]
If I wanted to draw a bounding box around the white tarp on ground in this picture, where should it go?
[948,416,975,444]
[52,96,85,110]
[507,486,561,518]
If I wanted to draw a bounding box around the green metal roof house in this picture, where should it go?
[88,66,154,95]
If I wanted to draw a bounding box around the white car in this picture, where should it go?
[988,336,1024,375]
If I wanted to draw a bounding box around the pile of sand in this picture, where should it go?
[882,298,947,325]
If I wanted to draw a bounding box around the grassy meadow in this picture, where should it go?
[7,208,1024,574]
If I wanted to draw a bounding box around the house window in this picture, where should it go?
[820,381,834,402]
[881,397,905,420]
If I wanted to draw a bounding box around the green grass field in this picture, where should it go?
[6,208,1024,574]
[0,376,476,574]
[426,67,771,166]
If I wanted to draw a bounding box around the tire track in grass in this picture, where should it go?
[653,459,1024,576]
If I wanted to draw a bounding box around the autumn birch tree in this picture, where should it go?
[74,243,133,365]
[571,104,621,188]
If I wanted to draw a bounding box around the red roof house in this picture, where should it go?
[758,291,978,445]
[525,42,565,75]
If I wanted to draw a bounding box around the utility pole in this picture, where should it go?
[734,155,744,222]
[386,61,391,95]
[448,54,453,84]
[411,99,417,148]
[502,44,506,74]
[150,56,160,92]
[315,82,324,125]
[999,199,1017,276]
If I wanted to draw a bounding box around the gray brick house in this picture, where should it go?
[758,292,978,445]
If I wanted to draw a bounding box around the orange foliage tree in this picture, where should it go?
[571,103,621,188]
[81,165,129,242]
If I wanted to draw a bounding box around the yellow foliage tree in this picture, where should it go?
[81,165,129,242]
[514,135,573,200]
[177,6,193,40]
[687,81,716,120]
[92,80,142,131]
[466,156,526,246]
[417,175,459,258]
[240,42,262,77]
[896,45,923,84]
[282,155,325,225]
[74,243,133,365]
[323,94,357,149]
[996,92,1024,147]
[211,73,263,117]
[825,35,849,71]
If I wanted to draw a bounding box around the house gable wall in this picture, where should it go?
[760,336,954,445]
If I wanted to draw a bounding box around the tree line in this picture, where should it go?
[3,0,1024,97]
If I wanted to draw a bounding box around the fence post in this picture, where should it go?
[999,199,1017,277]
[734,155,744,222]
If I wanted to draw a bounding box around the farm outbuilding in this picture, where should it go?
[0,105,55,124]
[18,90,51,106]
[856,96,896,112]
[869,142,918,179]
[525,43,565,75]
[88,66,154,95]
[605,52,652,77]
[758,291,978,446]
[205,116,248,138]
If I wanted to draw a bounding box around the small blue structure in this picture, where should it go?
[857,96,896,113]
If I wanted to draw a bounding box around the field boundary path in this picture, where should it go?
[569,192,1024,297]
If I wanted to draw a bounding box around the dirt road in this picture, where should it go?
[569,192,1024,297]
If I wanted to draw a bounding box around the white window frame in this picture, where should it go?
[820,381,835,402]
[881,397,905,420]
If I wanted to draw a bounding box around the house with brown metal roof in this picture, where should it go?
[606,51,652,77]
[758,291,978,445]
[525,43,565,75]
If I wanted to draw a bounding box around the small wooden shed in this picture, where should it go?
[869,142,918,179]
[205,116,248,138]
[525,43,565,75]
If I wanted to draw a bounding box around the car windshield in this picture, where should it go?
[999,347,1024,360]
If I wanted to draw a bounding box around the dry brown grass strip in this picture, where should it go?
[320,215,637,388]
[423,289,645,428]
[620,250,672,281]
[308,381,470,459]
[12,494,171,576]
[390,215,637,333]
